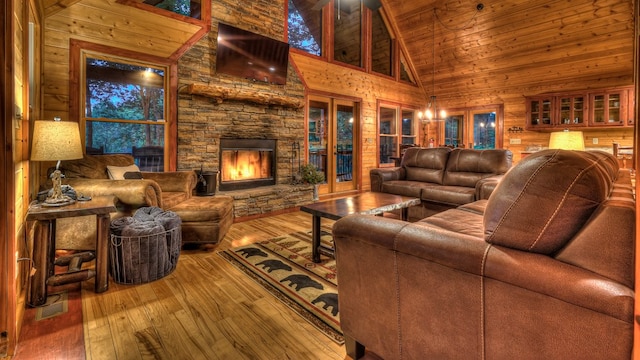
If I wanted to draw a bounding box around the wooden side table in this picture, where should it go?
[27,196,116,306]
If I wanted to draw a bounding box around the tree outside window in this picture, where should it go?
[288,0,322,56]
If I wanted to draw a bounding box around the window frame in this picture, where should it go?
[69,40,178,170]
[377,100,419,167]
[116,0,211,26]
[436,104,505,149]
[286,0,417,85]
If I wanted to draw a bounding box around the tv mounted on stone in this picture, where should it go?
[215,23,290,85]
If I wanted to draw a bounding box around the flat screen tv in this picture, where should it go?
[215,23,290,85]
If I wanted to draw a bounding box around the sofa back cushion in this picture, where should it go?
[443,149,513,187]
[483,149,611,254]
[60,154,135,179]
[401,147,451,184]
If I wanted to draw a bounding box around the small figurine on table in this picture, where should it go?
[43,169,76,206]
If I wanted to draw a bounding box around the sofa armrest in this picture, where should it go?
[64,178,163,208]
[141,171,197,194]
[369,167,405,192]
[475,174,504,200]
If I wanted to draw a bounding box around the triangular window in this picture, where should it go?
[288,0,322,56]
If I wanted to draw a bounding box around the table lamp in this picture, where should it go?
[548,129,585,151]
[31,117,84,206]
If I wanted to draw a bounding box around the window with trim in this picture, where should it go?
[288,0,322,56]
[439,105,503,150]
[334,0,362,67]
[82,53,168,171]
[371,6,393,76]
[128,0,202,19]
[378,102,417,165]
[287,1,417,83]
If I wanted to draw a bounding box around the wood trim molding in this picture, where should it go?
[1,0,17,355]
[69,39,179,171]
[179,83,305,109]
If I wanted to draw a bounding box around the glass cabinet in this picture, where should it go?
[589,89,628,127]
[526,97,554,129]
[525,86,633,130]
[558,95,586,127]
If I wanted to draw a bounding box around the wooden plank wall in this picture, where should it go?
[41,0,201,122]
[292,53,427,190]
[384,0,635,162]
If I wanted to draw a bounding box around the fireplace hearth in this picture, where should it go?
[219,138,277,191]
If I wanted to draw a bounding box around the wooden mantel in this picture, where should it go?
[179,83,304,109]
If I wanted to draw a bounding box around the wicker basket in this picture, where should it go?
[109,225,181,284]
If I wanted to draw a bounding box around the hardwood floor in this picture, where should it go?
[80,210,347,360]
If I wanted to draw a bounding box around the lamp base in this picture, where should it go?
[42,196,75,207]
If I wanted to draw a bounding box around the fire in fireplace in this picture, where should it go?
[219,138,277,191]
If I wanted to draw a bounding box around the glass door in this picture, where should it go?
[308,99,328,185]
[470,110,497,149]
[444,113,464,147]
[307,96,358,195]
[441,106,503,149]
[334,100,356,193]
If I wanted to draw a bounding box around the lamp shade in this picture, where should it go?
[31,120,84,161]
[548,130,585,151]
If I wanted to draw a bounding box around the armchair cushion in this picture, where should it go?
[443,148,513,187]
[401,147,450,184]
[484,149,610,254]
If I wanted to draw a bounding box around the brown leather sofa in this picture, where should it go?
[335,149,634,360]
[370,147,513,219]
[53,154,233,249]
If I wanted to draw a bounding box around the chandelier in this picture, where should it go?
[419,8,446,122]
[418,4,483,122]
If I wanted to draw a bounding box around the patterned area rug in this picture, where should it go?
[218,227,343,344]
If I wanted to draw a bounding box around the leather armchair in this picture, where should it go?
[53,154,197,250]
[335,149,634,359]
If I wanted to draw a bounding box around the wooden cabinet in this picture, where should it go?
[589,88,629,127]
[525,86,634,130]
[526,96,554,129]
[557,94,587,127]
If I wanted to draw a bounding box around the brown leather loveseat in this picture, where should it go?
[370,147,513,219]
[335,149,634,359]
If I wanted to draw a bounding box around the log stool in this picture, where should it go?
[168,195,234,245]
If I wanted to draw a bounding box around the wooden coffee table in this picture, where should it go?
[300,192,420,263]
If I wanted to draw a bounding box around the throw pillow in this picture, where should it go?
[123,171,144,179]
[107,164,141,180]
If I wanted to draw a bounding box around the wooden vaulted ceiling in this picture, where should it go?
[382,0,634,100]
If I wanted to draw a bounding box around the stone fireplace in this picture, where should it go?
[177,24,310,218]
[219,138,276,191]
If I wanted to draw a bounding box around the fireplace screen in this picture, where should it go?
[219,139,276,191]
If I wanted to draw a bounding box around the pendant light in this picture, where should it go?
[419,8,446,122]
[418,4,484,122]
